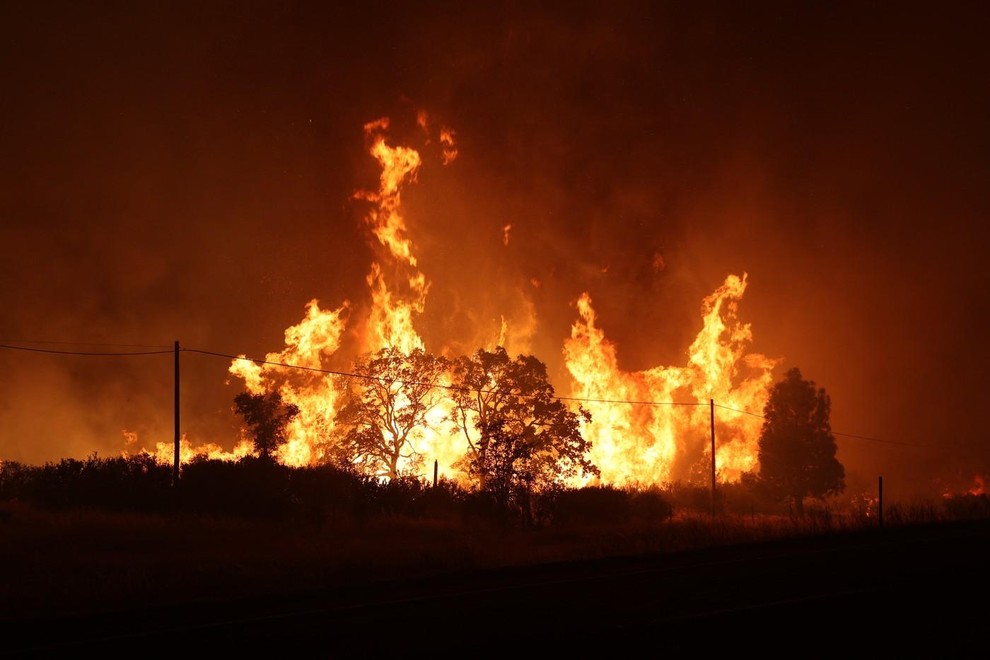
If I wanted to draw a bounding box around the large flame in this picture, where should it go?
[132,114,777,488]
[563,274,777,486]
[226,116,461,474]
[354,118,429,355]
[227,299,349,466]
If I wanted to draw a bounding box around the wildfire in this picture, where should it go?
[564,275,777,486]
[225,117,446,468]
[228,114,463,474]
[130,113,779,488]
[227,299,349,466]
[125,430,254,464]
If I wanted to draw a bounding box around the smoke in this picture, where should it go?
[1,2,988,498]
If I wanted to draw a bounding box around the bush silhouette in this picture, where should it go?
[178,456,292,519]
[6,454,171,511]
[548,485,632,526]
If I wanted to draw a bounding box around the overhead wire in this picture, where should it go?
[713,403,764,418]
[0,339,172,349]
[830,431,926,447]
[715,402,932,448]
[556,395,703,407]
[0,338,925,448]
[0,344,174,357]
[188,347,705,407]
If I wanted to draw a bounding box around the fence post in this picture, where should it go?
[878,475,883,528]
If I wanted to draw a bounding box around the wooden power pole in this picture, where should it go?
[173,340,180,487]
[710,398,716,516]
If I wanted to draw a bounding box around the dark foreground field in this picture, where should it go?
[2,507,988,657]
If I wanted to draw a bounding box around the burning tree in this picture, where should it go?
[755,367,844,514]
[332,347,449,479]
[449,347,599,510]
[448,347,519,488]
[233,391,301,462]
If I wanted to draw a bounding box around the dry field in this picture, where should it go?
[0,498,948,622]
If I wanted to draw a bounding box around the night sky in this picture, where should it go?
[2,1,988,499]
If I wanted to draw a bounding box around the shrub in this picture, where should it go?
[628,486,674,522]
[547,485,632,526]
[177,456,292,519]
[415,478,467,520]
[942,493,990,521]
[0,461,30,500]
[369,475,431,517]
[286,463,369,524]
[664,481,713,514]
[9,454,172,511]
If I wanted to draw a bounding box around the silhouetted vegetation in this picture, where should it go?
[0,453,172,512]
[177,456,294,518]
[1,453,987,625]
[0,455,984,534]
[332,347,449,479]
[544,485,673,526]
[940,492,990,520]
[754,367,845,514]
[447,347,599,523]
[233,390,300,461]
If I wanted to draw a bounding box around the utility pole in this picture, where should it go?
[433,459,438,488]
[710,398,716,516]
[173,340,180,487]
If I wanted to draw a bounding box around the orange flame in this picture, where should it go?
[563,274,777,486]
[226,115,465,477]
[126,430,255,465]
[355,118,422,268]
[227,299,349,466]
[136,114,781,491]
[439,127,458,165]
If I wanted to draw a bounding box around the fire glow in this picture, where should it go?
[136,115,779,488]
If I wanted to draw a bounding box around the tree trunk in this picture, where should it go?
[477,442,488,491]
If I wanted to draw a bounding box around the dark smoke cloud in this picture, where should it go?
[1,1,987,498]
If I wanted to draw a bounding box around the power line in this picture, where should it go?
[831,431,927,448]
[714,402,931,449]
[187,347,396,382]
[242,358,916,446]
[186,347,704,407]
[0,339,932,448]
[557,395,703,407]
[713,403,765,418]
[0,344,174,357]
[0,339,172,349]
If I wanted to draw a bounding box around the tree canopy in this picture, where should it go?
[448,347,599,512]
[756,367,844,513]
[233,390,300,461]
[333,346,449,479]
